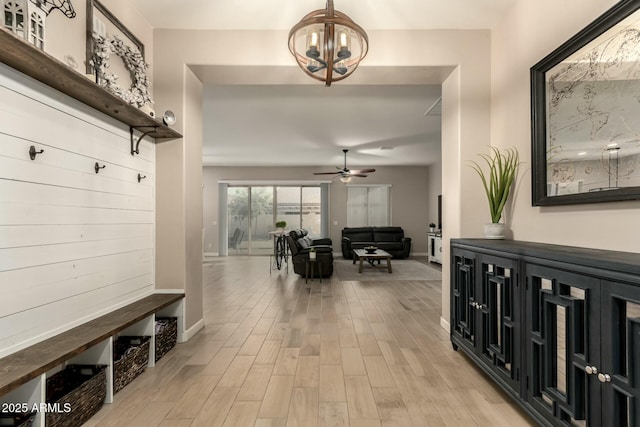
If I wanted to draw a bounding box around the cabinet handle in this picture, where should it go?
[597,373,611,383]
[585,365,598,375]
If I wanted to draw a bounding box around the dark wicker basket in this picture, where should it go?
[155,317,178,362]
[45,365,107,427]
[113,336,151,393]
[0,412,35,427]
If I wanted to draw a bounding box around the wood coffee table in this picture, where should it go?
[353,249,393,274]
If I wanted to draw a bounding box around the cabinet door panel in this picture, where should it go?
[526,264,600,426]
[479,255,520,393]
[451,250,477,351]
[601,281,640,427]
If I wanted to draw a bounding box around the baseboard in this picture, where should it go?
[153,288,185,294]
[412,252,428,256]
[182,318,204,342]
[204,252,219,257]
[440,316,450,333]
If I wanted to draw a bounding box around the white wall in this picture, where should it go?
[491,0,640,251]
[0,64,156,358]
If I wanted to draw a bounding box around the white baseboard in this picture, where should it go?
[153,288,185,294]
[440,316,450,333]
[204,252,219,257]
[182,318,204,342]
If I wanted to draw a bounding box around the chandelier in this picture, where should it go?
[288,0,368,86]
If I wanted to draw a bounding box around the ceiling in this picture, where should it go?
[131,0,518,168]
[131,0,517,31]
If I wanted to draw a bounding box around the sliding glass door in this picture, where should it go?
[276,187,301,231]
[250,187,274,255]
[227,187,249,253]
[226,185,324,255]
[301,187,321,236]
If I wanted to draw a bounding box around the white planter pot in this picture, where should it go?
[309,251,316,260]
[484,223,505,239]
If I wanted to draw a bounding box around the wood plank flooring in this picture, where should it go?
[87,257,535,426]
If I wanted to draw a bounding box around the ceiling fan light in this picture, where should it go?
[340,176,352,183]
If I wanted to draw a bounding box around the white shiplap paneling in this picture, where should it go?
[0,63,156,358]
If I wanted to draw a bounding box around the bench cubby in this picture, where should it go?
[0,293,184,427]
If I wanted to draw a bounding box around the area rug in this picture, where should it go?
[333,258,441,281]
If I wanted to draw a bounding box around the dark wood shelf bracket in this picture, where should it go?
[130,126,159,156]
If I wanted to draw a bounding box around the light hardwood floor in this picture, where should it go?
[87,256,535,426]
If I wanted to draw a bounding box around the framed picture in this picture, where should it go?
[85,0,151,107]
[531,0,640,205]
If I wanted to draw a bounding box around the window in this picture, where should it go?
[29,10,44,49]
[4,1,25,38]
[347,185,391,226]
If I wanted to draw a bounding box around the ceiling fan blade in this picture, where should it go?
[313,149,375,178]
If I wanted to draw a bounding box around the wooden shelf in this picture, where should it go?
[0,29,182,139]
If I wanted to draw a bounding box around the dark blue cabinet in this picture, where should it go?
[451,239,640,427]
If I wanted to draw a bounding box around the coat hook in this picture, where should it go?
[95,162,106,174]
[29,145,44,160]
[137,173,146,183]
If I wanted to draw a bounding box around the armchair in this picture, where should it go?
[286,229,334,278]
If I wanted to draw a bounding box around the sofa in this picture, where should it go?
[341,227,412,259]
[286,229,334,278]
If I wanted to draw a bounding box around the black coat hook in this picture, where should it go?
[95,162,106,174]
[137,173,146,183]
[29,145,44,160]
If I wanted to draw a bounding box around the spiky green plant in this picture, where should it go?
[468,147,520,224]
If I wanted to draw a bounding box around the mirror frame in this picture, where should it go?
[85,0,145,75]
[531,0,640,206]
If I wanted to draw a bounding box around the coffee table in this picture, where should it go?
[352,249,393,274]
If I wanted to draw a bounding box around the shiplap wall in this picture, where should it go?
[0,63,155,358]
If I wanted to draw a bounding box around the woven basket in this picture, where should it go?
[155,317,177,362]
[0,412,35,427]
[45,365,107,427]
[113,336,151,393]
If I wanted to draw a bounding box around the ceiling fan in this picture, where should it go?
[313,149,376,182]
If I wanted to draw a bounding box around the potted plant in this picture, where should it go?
[275,221,287,231]
[429,223,436,233]
[469,146,520,239]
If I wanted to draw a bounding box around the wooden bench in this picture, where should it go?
[0,293,184,396]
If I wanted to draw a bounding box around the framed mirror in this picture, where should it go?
[531,0,640,206]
